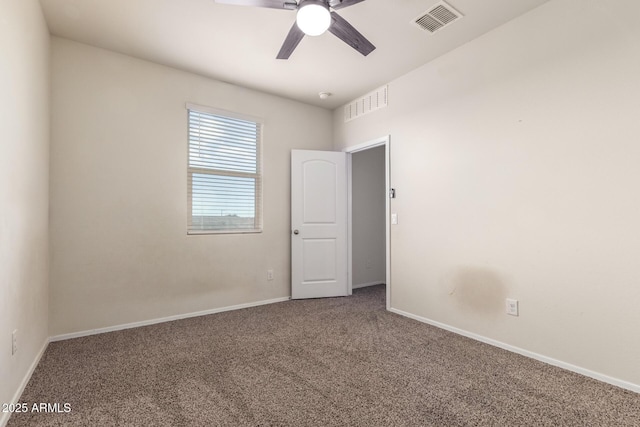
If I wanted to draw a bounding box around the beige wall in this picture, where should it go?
[352,146,386,287]
[333,0,640,387]
[0,0,50,415]
[49,38,333,336]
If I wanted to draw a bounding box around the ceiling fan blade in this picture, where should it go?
[277,21,305,59]
[329,0,366,10]
[214,0,297,10]
[328,11,375,56]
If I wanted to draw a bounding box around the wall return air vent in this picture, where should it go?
[344,85,388,123]
[413,1,463,34]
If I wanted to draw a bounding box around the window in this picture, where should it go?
[187,104,262,234]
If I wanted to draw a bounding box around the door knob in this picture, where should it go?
[293,229,299,235]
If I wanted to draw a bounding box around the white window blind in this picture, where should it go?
[187,104,262,234]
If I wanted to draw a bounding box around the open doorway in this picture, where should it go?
[345,136,391,310]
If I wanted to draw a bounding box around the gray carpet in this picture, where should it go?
[7,285,640,426]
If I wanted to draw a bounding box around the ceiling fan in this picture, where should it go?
[214,0,375,59]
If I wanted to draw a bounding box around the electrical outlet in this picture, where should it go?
[391,213,398,225]
[506,299,519,316]
[267,269,274,281]
[365,259,372,270]
[12,329,17,355]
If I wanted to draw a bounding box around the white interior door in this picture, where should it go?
[291,150,348,299]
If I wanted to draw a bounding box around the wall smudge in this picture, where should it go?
[447,266,507,315]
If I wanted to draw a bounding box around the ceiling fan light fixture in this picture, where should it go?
[296,1,331,36]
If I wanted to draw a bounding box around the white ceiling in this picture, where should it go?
[40,0,549,109]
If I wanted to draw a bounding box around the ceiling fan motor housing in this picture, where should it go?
[299,0,331,7]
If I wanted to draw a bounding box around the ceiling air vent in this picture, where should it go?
[344,85,388,123]
[413,1,463,34]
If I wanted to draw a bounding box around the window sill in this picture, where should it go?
[187,229,263,235]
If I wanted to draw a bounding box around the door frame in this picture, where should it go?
[343,135,391,310]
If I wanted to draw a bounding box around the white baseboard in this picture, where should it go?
[389,307,640,394]
[352,282,385,290]
[1,338,50,427]
[50,296,291,342]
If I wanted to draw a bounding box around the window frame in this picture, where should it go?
[186,103,263,235]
